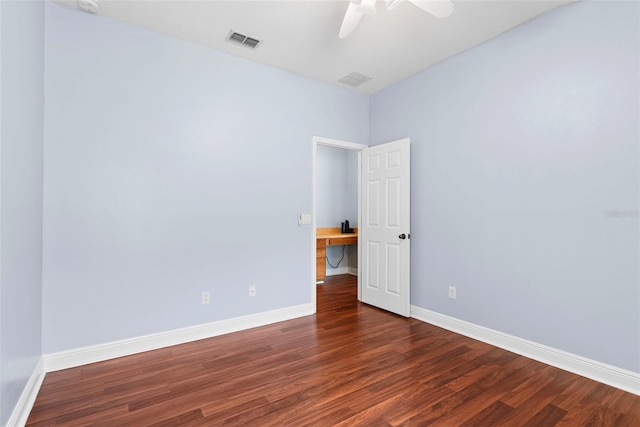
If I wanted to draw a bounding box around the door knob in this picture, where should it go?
[399,233,406,240]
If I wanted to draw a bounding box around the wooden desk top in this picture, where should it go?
[317,227,358,240]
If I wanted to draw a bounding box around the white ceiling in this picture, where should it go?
[55,0,576,94]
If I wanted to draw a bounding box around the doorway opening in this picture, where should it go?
[311,137,367,312]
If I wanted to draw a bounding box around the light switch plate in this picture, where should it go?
[298,213,312,226]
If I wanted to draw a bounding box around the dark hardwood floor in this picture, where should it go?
[27,274,640,426]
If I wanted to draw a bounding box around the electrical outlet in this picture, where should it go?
[249,285,256,297]
[202,291,210,304]
[448,286,456,300]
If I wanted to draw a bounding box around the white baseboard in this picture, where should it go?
[44,303,314,372]
[326,267,358,276]
[7,357,46,427]
[326,266,349,276]
[410,306,640,396]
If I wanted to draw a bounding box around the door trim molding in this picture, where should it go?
[312,136,367,310]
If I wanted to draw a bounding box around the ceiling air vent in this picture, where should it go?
[226,30,261,49]
[338,72,372,88]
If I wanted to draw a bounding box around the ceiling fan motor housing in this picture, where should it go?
[78,0,100,14]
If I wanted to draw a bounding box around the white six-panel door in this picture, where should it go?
[360,138,411,317]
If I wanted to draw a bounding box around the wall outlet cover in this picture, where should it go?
[298,213,312,226]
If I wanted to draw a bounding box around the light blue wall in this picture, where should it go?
[370,0,639,372]
[317,145,352,228]
[346,150,359,225]
[316,146,358,227]
[0,0,45,424]
[317,145,358,272]
[345,150,359,271]
[42,2,369,353]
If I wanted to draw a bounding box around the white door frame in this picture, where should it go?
[311,136,368,311]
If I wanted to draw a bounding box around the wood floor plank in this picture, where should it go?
[497,368,577,425]
[521,403,568,427]
[428,358,541,425]
[26,275,640,426]
[381,383,455,425]
[460,400,515,426]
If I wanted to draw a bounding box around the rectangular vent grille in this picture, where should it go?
[338,72,372,88]
[226,30,261,49]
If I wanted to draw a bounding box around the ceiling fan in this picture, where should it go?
[339,0,454,39]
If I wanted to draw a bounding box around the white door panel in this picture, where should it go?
[361,138,410,317]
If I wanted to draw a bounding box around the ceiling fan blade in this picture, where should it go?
[408,0,454,18]
[356,0,377,14]
[339,1,364,39]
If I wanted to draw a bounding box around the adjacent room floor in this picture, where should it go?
[27,274,640,425]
